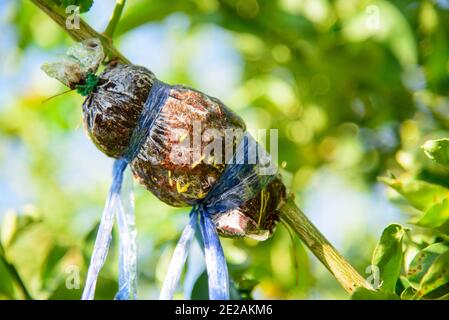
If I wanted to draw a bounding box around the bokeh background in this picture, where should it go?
[1,0,449,299]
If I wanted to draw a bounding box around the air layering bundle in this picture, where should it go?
[42,39,286,300]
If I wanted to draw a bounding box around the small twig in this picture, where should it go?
[104,0,126,39]
[279,196,372,294]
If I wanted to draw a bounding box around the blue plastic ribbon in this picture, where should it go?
[82,80,170,300]
[159,206,230,300]
[159,211,198,299]
[115,166,137,300]
[198,208,230,300]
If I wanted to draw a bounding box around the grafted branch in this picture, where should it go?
[30,0,371,295]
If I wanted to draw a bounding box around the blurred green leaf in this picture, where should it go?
[41,245,69,290]
[0,257,16,299]
[379,177,449,211]
[190,271,245,300]
[351,287,400,300]
[191,271,209,300]
[414,199,449,228]
[423,139,449,167]
[372,224,406,293]
[342,0,417,67]
[48,276,116,300]
[235,278,258,300]
[0,211,41,250]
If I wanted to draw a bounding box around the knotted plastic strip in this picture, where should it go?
[160,135,276,300]
[82,80,170,300]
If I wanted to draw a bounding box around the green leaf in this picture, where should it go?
[58,0,94,13]
[48,276,116,300]
[413,250,449,299]
[372,224,406,293]
[414,198,449,228]
[351,287,400,300]
[0,211,41,249]
[41,245,69,290]
[342,0,417,66]
[379,177,449,211]
[400,286,416,300]
[0,257,16,299]
[235,278,258,300]
[407,242,449,289]
[436,292,449,300]
[191,271,209,300]
[422,139,449,167]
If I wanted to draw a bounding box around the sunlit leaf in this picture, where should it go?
[422,139,449,167]
[413,250,449,299]
[372,224,406,293]
[407,242,449,289]
[414,199,449,228]
[341,0,417,66]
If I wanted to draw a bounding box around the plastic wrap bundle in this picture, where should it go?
[42,39,286,300]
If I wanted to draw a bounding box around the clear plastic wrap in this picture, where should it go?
[41,39,104,89]
[42,39,287,300]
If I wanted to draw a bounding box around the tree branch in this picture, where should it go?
[30,0,130,64]
[30,0,371,296]
[279,196,372,293]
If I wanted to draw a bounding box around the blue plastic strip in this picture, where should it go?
[82,79,171,300]
[82,159,127,300]
[123,80,171,162]
[115,167,137,300]
[160,206,230,300]
[159,211,198,299]
[198,209,230,300]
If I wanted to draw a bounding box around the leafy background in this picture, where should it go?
[1,0,449,299]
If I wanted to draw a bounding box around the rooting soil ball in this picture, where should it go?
[82,63,286,239]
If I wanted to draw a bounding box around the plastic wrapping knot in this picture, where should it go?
[160,135,276,300]
[82,78,277,300]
